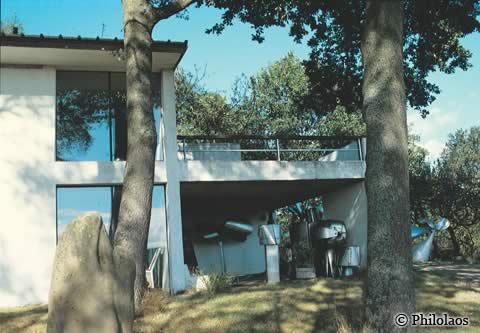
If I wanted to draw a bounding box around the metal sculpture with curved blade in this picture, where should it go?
[435,218,450,231]
[413,231,435,262]
[419,218,436,230]
[224,221,253,235]
[412,217,449,263]
[411,225,427,239]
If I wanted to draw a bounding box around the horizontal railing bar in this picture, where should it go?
[278,148,359,152]
[183,149,278,153]
[177,134,365,141]
[182,148,359,153]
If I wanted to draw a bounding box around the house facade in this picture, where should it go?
[0,35,367,307]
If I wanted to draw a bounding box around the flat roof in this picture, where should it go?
[0,34,188,71]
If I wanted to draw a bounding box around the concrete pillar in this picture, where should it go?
[161,69,185,293]
[322,181,368,269]
[265,245,280,283]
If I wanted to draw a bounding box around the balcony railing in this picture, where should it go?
[177,135,365,162]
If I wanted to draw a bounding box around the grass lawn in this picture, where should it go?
[1,265,479,333]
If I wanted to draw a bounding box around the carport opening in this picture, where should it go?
[179,179,365,286]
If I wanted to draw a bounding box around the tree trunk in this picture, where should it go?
[448,228,461,257]
[362,1,416,332]
[114,0,157,316]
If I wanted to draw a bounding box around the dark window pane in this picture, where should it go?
[110,73,127,160]
[56,187,112,240]
[56,71,162,161]
[56,72,110,161]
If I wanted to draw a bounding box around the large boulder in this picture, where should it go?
[47,212,134,333]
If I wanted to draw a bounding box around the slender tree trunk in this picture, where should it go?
[362,1,416,332]
[448,228,461,257]
[114,0,157,316]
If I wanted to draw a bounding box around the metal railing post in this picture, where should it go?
[276,138,281,161]
[182,138,187,160]
[357,138,363,161]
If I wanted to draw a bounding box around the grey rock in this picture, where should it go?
[47,212,134,333]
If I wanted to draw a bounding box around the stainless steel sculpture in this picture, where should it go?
[411,218,449,263]
[259,224,281,283]
[224,221,254,235]
[259,224,281,245]
[203,232,226,273]
[201,221,253,274]
[310,220,347,277]
[340,246,360,276]
[311,221,347,242]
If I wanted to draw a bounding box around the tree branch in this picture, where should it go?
[153,0,195,21]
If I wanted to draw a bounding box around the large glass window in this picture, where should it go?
[56,71,162,161]
[56,186,112,237]
[56,186,167,250]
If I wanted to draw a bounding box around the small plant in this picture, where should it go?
[294,240,313,267]
[200,272,236,296]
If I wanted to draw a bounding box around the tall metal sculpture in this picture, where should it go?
[411,217,450,263]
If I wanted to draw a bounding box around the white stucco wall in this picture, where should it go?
[322,181,368,269]
[0,67,171,306]
[192,212,268,275]
[0,67,57,306]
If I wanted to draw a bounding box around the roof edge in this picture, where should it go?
[0,34,188,54]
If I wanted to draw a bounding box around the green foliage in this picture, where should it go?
[199,272,236,296]
[316,106,365,136]
[408,134,434,221]
[409,127,480,260]
[293,240,312,267]
[175,68,249,135]
[247,52,313,136]
[0,16,24,34]
[202,0,480,117]
[432,127,480,259]
[176,53,366,138]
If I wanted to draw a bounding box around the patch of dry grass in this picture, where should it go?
[134,279,364,333]
[0,304,47,333]
[1,266,479,333]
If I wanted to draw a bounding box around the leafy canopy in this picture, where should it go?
[201,0,480,117]
[432,127,480,257]
[176,53,366,137]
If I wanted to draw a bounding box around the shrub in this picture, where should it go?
[200,272,236,296]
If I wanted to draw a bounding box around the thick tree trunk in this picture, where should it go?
[114,0,157,316]
[362,1,416,332]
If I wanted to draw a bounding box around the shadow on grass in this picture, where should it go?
[1,266,478,333]
[415,269,480,329]
[135,278,365,333]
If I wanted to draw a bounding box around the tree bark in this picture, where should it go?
[448,228,461,257]
[362,1,416,332]
[114,0,157,316]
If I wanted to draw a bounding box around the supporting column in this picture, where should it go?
[265,245,280,283]
[161,69,186,293]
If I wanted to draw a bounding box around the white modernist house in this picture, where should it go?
[0,35,368,307]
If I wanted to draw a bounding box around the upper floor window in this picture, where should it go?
[56,71,162,161]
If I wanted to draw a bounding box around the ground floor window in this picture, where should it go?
[56,185,166,249]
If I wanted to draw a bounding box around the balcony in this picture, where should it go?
[177,135,366,162]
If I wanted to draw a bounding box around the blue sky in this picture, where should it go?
[2,0,479,158]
